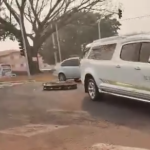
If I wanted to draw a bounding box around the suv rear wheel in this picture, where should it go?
[87,78,102,101]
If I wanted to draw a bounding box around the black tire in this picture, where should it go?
[87,78,102,101]
[58,73,66,81]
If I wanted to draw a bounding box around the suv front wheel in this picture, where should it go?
[87,78,102,101]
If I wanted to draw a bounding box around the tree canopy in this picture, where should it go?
[41,11,121,64]
[0,0,118,74]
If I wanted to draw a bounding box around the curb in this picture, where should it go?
[0,83,23,89]
[91,143,149,150]
[0,80,81,85]
[0,80,36,84]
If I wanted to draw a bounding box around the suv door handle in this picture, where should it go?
[116,65,121,68]
[134,67,141,70]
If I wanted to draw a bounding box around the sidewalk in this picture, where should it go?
[91,143,149,150]
[0,82,23,88]
[0,73,56,83]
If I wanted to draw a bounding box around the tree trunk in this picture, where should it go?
[27,46,40,75]
[28,58,40,75]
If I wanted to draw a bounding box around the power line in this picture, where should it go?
[120,14,150,21]
[70,13,150,28]
[88,6,150,21]
[83,6,150,22]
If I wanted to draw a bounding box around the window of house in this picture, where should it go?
[88,43,116,60]
[120,43,141,62]
[139,42,150,63]
[61,58,80,66]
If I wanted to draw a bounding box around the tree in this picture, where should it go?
[0,0,109,74]
[41,11,121,64]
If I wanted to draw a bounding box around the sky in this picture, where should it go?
[1,0,150,51]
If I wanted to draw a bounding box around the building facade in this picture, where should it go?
[0,50,47,72]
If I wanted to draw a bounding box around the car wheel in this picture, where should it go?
[87,78,102,101]
[59,73,66,81]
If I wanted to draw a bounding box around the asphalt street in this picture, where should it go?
[0,83,150,150]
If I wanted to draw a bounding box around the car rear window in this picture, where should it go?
[61,59,80,66]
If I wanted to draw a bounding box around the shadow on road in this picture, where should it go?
[82,94,150,133]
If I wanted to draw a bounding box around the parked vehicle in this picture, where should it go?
[80,33,150,102]
[53,57,80,81]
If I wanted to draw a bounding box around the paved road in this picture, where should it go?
[0,83,150,150]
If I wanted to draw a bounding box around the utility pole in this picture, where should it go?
[19,15,31,78]
[54,52,58,65]
[55,24,62,62]
[51,24,58,64]
[97,19,101,39]
[51,32,56,49]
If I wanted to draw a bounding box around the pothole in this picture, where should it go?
[0,124,68,137]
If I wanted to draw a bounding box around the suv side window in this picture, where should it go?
[88,47,100,60]
[120,43,141,62]
[88,44,116,60]
[61,59,79,66]
[139,42,150,63]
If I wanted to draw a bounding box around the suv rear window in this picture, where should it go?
[120,43,141,62]
[88,43,116,60]
[120,42,150,63]
[139,42,150,63]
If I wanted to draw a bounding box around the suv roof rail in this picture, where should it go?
[93,35,126,43]
[85,36,126,48]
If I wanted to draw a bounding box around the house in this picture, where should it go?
[0,50,47,72]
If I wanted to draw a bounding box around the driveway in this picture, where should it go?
[0,83,150,150]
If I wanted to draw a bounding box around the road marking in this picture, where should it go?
[0,83,23,89]
[47,109,89,115]
[0,124,68,137]
[92,143,149,150]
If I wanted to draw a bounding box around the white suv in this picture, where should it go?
[80,34,150,102]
